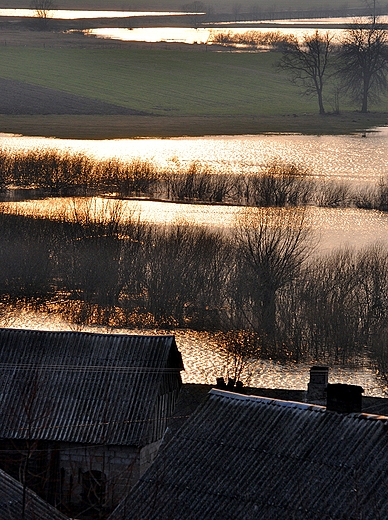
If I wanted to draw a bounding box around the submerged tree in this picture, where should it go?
[31,0,55,18]
[279,30,335,115]
[215,329,261,385]
[235,206,315,350]
[337,21,388,112]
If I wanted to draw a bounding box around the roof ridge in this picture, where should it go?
[210,388,325,411]
[209,389,388,420]
[0,327,176,339]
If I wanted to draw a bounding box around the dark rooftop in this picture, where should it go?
[0,468,68,520]
[0,328,183,447]
[109,389,388,520]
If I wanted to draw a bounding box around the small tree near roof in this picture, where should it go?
[216,329,261,385]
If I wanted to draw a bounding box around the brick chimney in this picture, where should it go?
[326,383,364,413]
[307,366,329,402]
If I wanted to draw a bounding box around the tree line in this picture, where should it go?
[1,203,388,378]
[279,20,388,114]
[210,20,388,115]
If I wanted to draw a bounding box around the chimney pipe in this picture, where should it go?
[326,383,364,413]
[307,366,329,402]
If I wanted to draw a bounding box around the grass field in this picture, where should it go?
[3,45,387,118]
[0,34,387,137]
[0,45,387,117]
[0,47,319,116]
[1,113,387,139]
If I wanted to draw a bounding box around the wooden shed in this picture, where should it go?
[0,328,184,518]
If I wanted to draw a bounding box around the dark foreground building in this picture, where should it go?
[0,467,69,520]
[0,328,183,517]
[109,387,388,520]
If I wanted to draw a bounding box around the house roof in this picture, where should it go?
[0,467,68,520]
[109,389,388,520]
[0,328,183,447]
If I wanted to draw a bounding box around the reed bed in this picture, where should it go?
[1,149,387,210]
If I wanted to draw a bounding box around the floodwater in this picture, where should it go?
[87,26,346,44]
[1,9,383,44]
[1,130,388,253]
[76,15,388,45]
[0,9,190,19]
[2,129,388,184]
[3,197,388,255]
[2,130,388,395]
[1,309,384,396]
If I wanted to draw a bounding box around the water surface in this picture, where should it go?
[2,131,388,254]
[2,131,388,394]
[0,308,384,395]
[0,9,190,19]
[3,197,388,254]
[2,130,387,185]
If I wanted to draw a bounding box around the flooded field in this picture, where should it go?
[2,129,388,183]
[1,130,388,395]
[1,129,388,252]
[1,308,384,395]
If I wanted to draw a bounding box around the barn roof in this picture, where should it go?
[109,389,388,520]
[0,328,183,447]
[0,467,68,520]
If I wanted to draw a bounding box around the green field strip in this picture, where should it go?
[0,46,386,116]
[0,48,315,116]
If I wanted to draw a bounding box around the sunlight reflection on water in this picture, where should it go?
[2,130,388,252]
[1,130,388,184]
[0,309,384,395]
[88,26,347,44]
[90,27,212,44]
[0,9,189,19]
[2,130,388,394]
[2,197,388,253]
[85,16,388,44]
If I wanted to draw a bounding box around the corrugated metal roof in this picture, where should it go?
[0,467,68,520]
[0,328,183,447]
[109,389,388,520]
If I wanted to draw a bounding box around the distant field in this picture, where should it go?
[0,47,349,117]
[0,43,387,138]
[0,0,371,15]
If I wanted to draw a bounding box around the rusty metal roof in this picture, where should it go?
[0,328,183,447]
[0,467,68,520]
[109,389,388,520]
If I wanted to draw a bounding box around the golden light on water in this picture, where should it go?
[0,305,384,395]
[1,131,388,252]
[90,27,212,44]
[2,131,388,184]
[88,26,348,44]
[2,196,388,252]
[0,9,190,19]
[1,130,388,394]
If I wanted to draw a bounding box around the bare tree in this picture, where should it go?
[215,329,261,385]
[30,0,55,19]
[30,0,55,29]
[337,21,388,112]
[235,207,315,349]
[279,30,335,115]
[247,159,313,207]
